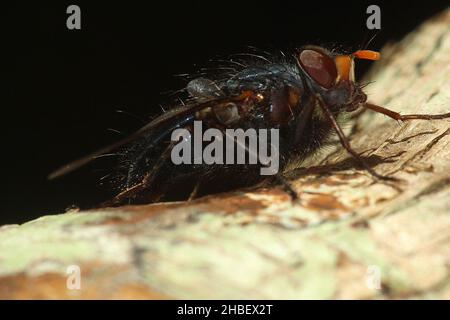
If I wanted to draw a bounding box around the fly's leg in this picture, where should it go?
[317,95,396,181]
[275,174,299,201]
[364,103,450,121]
[102,142,175,206]
[188,175,205,201]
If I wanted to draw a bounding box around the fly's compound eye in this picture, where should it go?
[298,49,338,89]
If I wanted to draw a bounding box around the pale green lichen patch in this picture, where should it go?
[22,209,134,227]
[136,219,339,299]
[0,211,135,276]
[313,222,413,294]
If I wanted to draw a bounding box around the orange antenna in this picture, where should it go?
[335,56,352,81]
[352,50,381,61]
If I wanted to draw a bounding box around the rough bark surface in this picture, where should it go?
[1,9,450,299]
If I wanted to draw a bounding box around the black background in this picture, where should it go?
[3,0,448,224]
[2,300,446,318]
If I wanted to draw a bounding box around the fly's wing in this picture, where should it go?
[186,78,223,101]
[48,92,244,180]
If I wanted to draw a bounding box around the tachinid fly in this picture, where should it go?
[50,45,450,205]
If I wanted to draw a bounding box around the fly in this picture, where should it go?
[49,45,450,205]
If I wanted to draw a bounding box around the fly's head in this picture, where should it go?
[296,45,380,112]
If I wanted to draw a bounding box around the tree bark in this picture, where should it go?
[1,8,450,299]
